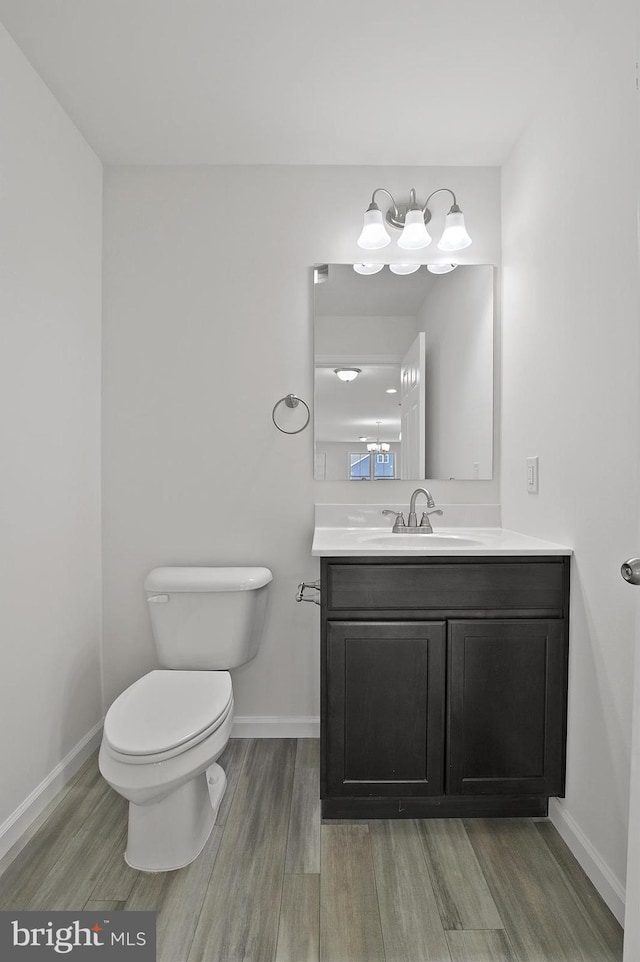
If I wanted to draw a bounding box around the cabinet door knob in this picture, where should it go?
[621,558,640,585]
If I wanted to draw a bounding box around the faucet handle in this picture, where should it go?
[419,509,444,532]
[382,509,406,532]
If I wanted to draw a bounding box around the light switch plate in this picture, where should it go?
[526,456,539,494]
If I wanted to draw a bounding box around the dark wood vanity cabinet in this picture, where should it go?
[320,556,570,818]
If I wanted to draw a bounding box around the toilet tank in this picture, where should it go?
[144,567,272,670]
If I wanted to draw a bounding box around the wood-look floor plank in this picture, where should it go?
[275,874,319,962]
[84,900,126,912]
[0,752,98,880]
[0,757,111,910]
[1,743,626,962]
[417,818,503,930]
[89,844,140,902]
[126,826,222,962]
[27,787,128,910]
[285,739,320,873]
[215,737,250,827]
[369,819,450,962]
[446,929,517,962]
[465,818,622,962]
[320,823,385,962]
[296,738,320,768]
[534,821,624,958]
[187,739,296,962]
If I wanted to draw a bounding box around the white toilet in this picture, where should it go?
[99,565,272,872]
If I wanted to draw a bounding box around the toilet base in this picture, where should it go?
[125,763,227,872]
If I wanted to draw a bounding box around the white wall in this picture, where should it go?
[501,1,639,919]
[102,164,500,717]
[0,25,103,833]
[315,314,416,356]
[417,266,494,480]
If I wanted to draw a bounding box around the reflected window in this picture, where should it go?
[349,452,396,480]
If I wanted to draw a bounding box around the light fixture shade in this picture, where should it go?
[334,368,361,382]
[389,263,421,275]
[437,209,472,251]
[357,208,391,250]
[427,263,457,274]
[353,263,384,275]
[397,209,431,250]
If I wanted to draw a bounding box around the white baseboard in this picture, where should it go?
[232,715,320,738]
[0,720,104,865]
[548,798,626,925]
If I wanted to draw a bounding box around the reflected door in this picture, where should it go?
[400,332,426,480]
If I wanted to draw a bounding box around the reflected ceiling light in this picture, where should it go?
[353,263,384,275]
[334,368,361,382]
[389,263,421,275]
[358,436,367,442]
[357,187,472,252]
[386,388,398,394]
[367,421,390,453]
[427,263,457,274]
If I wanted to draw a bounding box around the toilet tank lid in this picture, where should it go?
[145,566,273,593]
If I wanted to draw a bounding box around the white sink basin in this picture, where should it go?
[311,519,572,556]
[364,533,483,548]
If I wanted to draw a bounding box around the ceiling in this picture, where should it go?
[0,0,590,166]
[316,265,435,317]
[315,365,402,443]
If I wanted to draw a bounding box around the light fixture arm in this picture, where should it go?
[422,187,458,215]
[369,187,399,218]
[380,187,433,231]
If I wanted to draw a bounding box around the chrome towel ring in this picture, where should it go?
[272,394,311,434]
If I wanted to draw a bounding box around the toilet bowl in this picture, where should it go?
[100,669,234,871]
[99,566,272,872]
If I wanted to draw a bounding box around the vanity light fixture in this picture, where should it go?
[389,263,421,275]
[366,421,390,454]
[427,263,457,274]
[334,368,361,382]
[357,187,472,252]
[353,263,384,275]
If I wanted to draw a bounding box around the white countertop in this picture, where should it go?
[312,525,572,557]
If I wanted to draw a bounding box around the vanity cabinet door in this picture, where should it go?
[447,620,567,796]
[326,621,446,796]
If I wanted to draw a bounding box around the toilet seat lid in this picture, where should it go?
[103,670,232,756]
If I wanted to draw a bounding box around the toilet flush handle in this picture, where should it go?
[296,580,321,605]
[147,594,169,603]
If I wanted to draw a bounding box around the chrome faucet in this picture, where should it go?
[382,488,444,534]
[408,487,443,532]
[408,487,434,525]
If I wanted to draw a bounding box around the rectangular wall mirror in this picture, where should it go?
[314,264,494,481]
